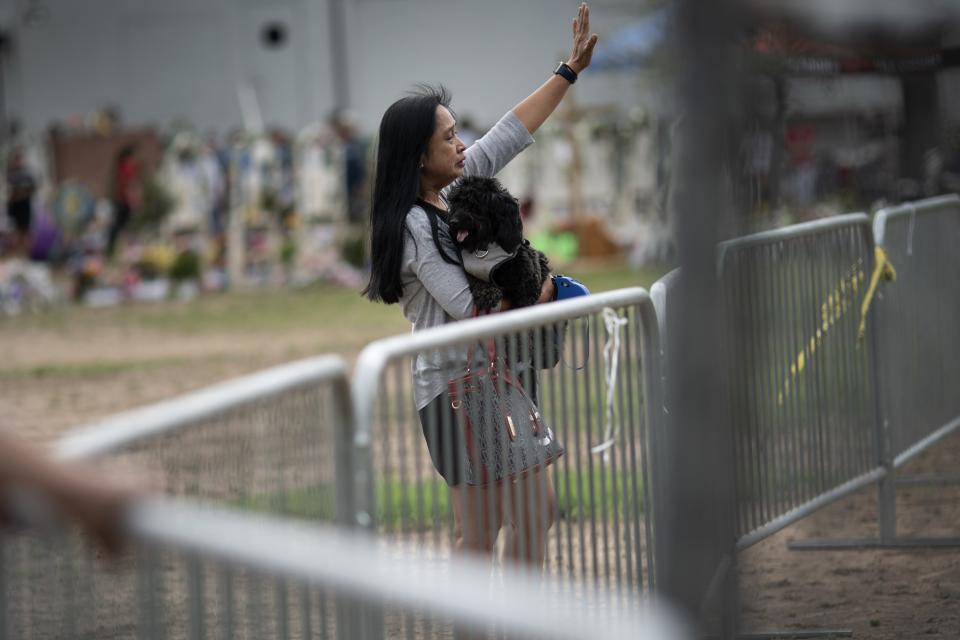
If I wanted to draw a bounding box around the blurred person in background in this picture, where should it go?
[0,429,133,554]
[200,133,228,248]
[5,148,37,256]
[363,3,597,570]
[107,143,141,258]
[329,108,369,225]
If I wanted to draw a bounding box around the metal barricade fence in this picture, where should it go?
[840,193,960,548]
[874,195,960,466]
[717,214,884,549]
[652,216,889,557]
[9,496,690,640]
[651,215,886,634]
[350,288,663,623]
[0,356,355,640]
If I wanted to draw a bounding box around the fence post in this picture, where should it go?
[870,284,897,544]
[349,349,385,640]
[639,295,666,593]
[332,374,357,531]
[661,0,739,633]
[331,372,369,640]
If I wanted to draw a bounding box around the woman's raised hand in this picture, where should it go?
[510,3,599,135]
[567,3,599,74]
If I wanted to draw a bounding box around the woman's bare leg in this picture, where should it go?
[503,469,557,569]
[449,483,504,640]
[451,482,504,557]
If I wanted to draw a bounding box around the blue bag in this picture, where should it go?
[552,275,590,301]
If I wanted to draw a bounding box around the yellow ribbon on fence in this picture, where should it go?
[857,246,897,341]
[776,247,896,406]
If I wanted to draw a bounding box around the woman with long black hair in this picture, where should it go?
[364,3,597,569]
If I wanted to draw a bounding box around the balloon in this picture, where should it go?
[53,181,95,241]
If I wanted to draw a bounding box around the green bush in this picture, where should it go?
[280,238,297,268]
[134,174,175,233]
[340,227,366,268]
[169,249,201,282]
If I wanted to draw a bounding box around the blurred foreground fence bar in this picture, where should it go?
[132,497,688,640]
[123,498,688,640]
[0,496,690,640]
[0,356,356,639]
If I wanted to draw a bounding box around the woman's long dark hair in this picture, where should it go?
[363,85,452,303]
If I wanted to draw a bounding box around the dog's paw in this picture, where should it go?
[468,275,503,311]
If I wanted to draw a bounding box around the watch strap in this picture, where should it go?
[554,61,578,84]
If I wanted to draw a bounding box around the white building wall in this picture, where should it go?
[343,0,646,131]
[1,0,645,135]
[3,0,338,132]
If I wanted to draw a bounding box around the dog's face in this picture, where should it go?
[447,176,523,254]
[446,206,494,254]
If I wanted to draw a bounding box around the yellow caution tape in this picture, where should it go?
[775,248,894,407]
[857,246,897,341]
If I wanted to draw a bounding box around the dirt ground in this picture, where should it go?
[739,433,960,639]
[2,307,959,639]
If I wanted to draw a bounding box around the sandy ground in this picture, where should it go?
[2,313,959,638]
[739,434,960,638]
[0,323,369,442]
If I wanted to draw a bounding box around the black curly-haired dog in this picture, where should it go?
[446,176,550,311]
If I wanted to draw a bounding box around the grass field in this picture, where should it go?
[0,262,666,441]
[234,465,644,532]
[0,262,665,378]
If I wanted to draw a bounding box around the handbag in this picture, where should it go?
[447,330,565,486]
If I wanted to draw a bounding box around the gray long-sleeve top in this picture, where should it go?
[399,110,534,409]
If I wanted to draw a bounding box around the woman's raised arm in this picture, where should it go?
[511,2,599,136]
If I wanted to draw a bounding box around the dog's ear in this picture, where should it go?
[493,194,523,252]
